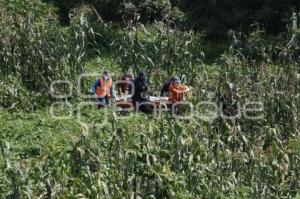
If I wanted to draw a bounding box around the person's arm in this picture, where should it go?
[182,85,189,91]
[92,79,99,94]
[144,83,149,92]
[169,85,187,94]
[182,85,188,91]
[141,81,149,92]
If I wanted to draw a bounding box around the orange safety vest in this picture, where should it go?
[168,84,187,103]
[96,78,112,97]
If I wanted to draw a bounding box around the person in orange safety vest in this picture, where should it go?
[92,71,115,107]
[168,76,189,103]
[168,76,189,114]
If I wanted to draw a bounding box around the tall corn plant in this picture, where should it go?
[0,5,94,109]
[111,2,204,87]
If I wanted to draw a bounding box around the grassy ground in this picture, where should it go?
[0,108,80,159]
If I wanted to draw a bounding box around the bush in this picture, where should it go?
[0,76,32,110]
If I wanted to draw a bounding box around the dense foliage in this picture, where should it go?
[0,1,96,109]
[43,0,300,37]
[1,0,300,198]
[179,0,300,37]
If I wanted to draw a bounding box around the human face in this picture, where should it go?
[173,82,180,87]
[103,73,110,80]
[140,75,146,81]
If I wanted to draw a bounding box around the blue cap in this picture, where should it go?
[173,76,181,83]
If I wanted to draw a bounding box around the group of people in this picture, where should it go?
[92,70,190,113]
[92,70,239,116]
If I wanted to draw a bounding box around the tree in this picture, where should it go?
[179,0,298,38]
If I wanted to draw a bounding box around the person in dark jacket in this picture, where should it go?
[132,71,153,113]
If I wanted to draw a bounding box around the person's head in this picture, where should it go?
[224,83,237,97]
[172,76,181,87]
[127,68,134,79]
[170,75,178,83]
[124,75,132,83]
[138,70,147,81]
[103,71,110,80]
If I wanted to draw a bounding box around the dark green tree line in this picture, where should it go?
[179,0,300,37]
[43,0,300,37]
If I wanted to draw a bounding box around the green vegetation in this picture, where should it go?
[1,0,300,198]
[1,106,300,198]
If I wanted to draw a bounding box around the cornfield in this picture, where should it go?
[1,1,300,198]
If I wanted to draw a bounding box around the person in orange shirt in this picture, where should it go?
[168,76,189,104]
[92,71,115,108]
